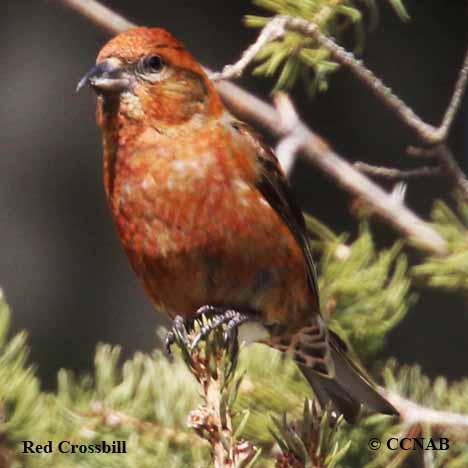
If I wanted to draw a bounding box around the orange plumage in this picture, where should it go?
[79,27,397,422]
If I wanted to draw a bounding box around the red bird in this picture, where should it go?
[78,27,396,422]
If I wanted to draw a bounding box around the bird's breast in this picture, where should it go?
[108,123,262,257]
[103,122,310,323]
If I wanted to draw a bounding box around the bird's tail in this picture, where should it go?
[298,333,398,423]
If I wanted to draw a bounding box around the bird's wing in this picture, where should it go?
[231,121,320,312]
[230,122,399,423]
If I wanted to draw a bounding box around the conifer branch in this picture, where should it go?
[5,290,468,465]
[83,401,204,447]
[170,317,259,467]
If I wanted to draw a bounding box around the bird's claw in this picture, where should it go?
[194,305,227,322]
[164,331,175,355]
[164,315,186,355]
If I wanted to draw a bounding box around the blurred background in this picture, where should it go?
[1,0,467,388]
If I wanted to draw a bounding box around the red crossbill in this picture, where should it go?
[78,27,396,422]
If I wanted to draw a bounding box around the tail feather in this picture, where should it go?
[299,338,398,423]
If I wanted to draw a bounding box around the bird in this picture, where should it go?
[77,26,397,423]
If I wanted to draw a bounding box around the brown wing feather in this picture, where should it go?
[231,121,320,311]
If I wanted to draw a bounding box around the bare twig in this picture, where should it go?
[354,162,442,180]
[437,48,468,141]
[57,0,448,256]
[213,15,437,141]
[387,391,468,441]
[311,0,343,27]
[408,144,468,200]
[433,145,468,199]
[210,21,284,82]
[267,94,447,254]
[210,2,343,82]
[211,14,468,199]
[217,85,447,254]
[216,15,468,144]
[58,0,133,31]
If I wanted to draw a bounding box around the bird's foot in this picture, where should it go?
[165,306,251,354]
[190,309,249,350]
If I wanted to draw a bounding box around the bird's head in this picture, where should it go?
[78,27,223,125]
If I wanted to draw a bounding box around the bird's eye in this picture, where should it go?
[147,55,164,71]
[138,55,165,75]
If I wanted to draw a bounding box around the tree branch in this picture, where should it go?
[57,0,448,256]
[437,48,468,141]
[171,318,259,468]
[354,162,442,180]
[58,0,133,31]
[213,15,437,141]
[212,14,468,200]
[433,145,468,199]
[386,391,468,441]
[408,144,468,200]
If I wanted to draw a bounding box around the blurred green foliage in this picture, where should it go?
[2,204,468,466]
[413,197,468,293]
